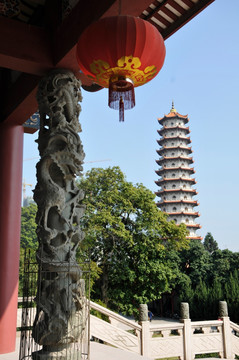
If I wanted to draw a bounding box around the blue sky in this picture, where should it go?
[23,0,239,252]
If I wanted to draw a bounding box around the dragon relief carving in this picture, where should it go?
[32,70,86,358]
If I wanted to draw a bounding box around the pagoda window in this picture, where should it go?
[182,174,185,177]
[171,122,174,126]
[172,173,175,177]
[184,196,187,200]
[172,163,175,167]
[186,218,189,223]
[163,197,166,200]
[171,152,175,156]
[171,142,174,146]
[185,207,188,211]
[173,207,177,211]
[171,132,174,136]
[172,184,176,188]
[183,185,186,188]
[182,163,184,166]
[173,196,176,199]
[174,219,177,223]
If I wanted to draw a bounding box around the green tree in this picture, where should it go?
[21,203,38,249]
[19,204,38,296]
[224,270,239,322]
[192,279,209,320]
[203,232,218,254]
[210,249,234,285]
[78,166,189,315]
[179,239,211,288]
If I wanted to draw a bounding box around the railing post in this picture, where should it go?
[181,302,192,360]
[219,301,232,359]
[139,304,150,357]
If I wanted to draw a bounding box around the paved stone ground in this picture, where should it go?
[0,336,151,360]
[0,337,232,360]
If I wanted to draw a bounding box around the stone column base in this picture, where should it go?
[32,343,82,360]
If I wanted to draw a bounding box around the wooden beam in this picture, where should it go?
[0,0,118,125]
[1,73,40,126]
[0,0,215,127]
[102,0,152,18]
[0,0,150,76]
[55,0,157,82]
[55,0,151,72]
[0,17,53,75]
[180,0,195,7]
[54,0,118,66]
[167,0,185,15]
[161,0,215,40]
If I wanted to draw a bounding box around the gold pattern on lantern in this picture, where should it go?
[89,55,157,88]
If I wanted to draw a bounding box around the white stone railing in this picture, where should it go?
[18,299,239,360]
[89,301,239,360]
[90,300,141,354]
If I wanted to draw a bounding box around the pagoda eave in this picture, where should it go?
[186,236,203,241]
[157,177,196,184]
[166,211,200,217]
[158,126,190,135]
[155,189,198,195]
[156,167,195,174]
[157,137,191,145]
[157,146,193,154]
[155,156,194,164]
[158,114,189,124]
[157,200,199,205]
[186,224,202,229]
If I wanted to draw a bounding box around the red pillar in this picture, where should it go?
[0,123,24,354]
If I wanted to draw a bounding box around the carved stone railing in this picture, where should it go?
[149,322,184,359]
[18,299,239,359]
[89,301,239,360]
[90,301,141,354]
[191,320,224,358]
[230,321,239,358]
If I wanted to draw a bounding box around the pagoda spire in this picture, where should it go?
[155,105,201,240]
[170,100,177,113]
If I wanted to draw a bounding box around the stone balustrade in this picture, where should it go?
[18,299,239,360]
[90,300,239,360]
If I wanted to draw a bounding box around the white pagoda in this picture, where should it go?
[155,103,201,240]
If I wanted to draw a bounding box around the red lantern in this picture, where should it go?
[76,15,166,121]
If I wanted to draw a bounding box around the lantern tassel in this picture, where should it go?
[119,97,124,122]
[108,77,135,122]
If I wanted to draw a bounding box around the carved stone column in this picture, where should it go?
[180,302,190,320]
[219,301,228,317]
[32,69,86,359]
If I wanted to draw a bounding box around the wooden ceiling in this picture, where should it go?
[0,0,214,130]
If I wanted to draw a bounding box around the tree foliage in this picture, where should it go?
[78,166,189,314]
[203,232,218,254]
[178,234,239,322]
[19,170,239,322]
[21,203,38,249]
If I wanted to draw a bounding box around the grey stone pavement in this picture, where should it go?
[0,337,227,360]
[0,335,151,360]
[0,317,175,360]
